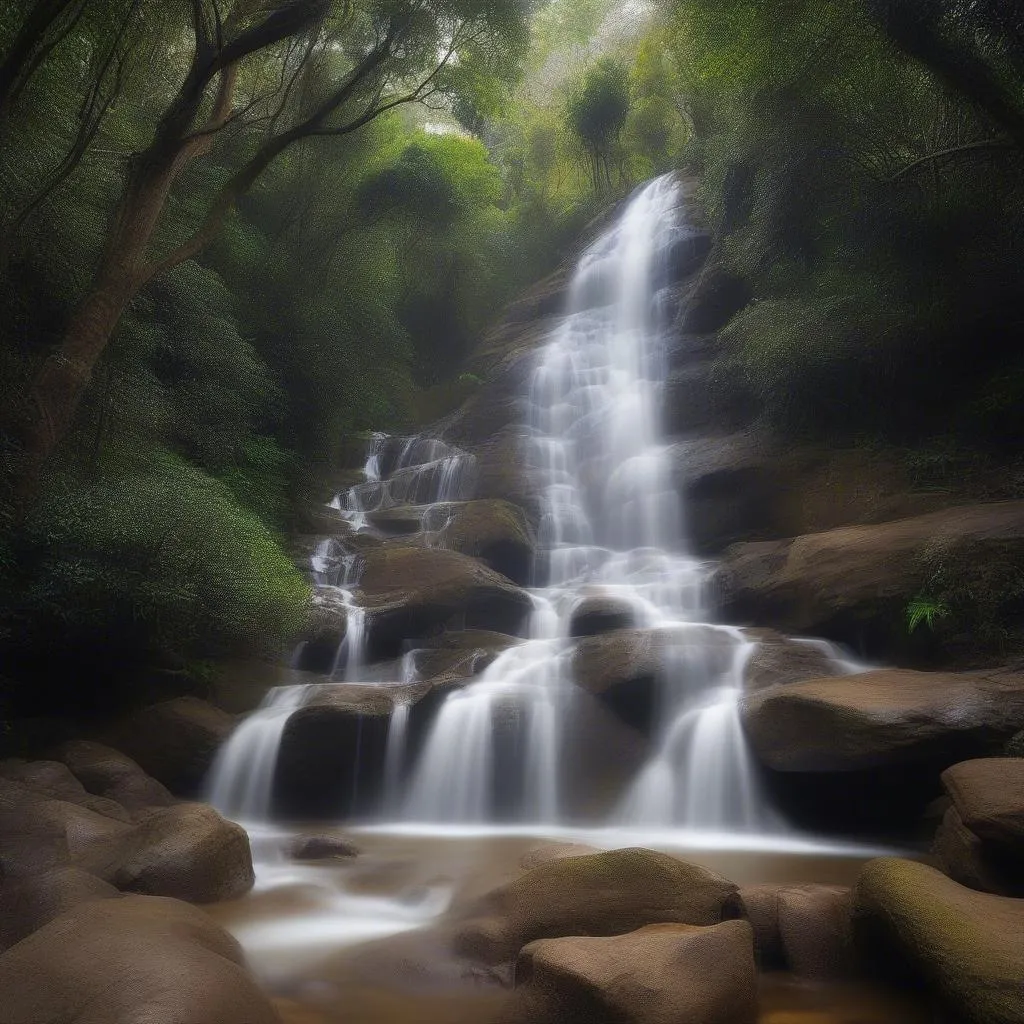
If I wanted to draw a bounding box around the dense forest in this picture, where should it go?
[1,0,1023,722]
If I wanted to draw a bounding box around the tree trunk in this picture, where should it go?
[18,270,140,485]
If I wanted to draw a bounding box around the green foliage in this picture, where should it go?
[566,57,630,188]
[669,0,1024,443]
[1,455,309,713]
[906,597,949,634]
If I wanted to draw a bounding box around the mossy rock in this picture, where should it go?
[855,858,1024,1024]
[454,847,737,965]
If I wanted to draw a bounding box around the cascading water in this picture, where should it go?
[208,174,860,835]
[403,175,786,831]
[206,433,478,822]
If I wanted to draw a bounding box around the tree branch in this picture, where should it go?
[887,137,1015,182]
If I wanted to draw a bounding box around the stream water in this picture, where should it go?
[202,176,924,1023]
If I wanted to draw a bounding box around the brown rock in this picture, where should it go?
[289,834,361,861]
[741,629,845,692]
[741,668,1024,772]
[0,894,281,1023]
[715,501,1024,658]
[0,758,132,822]
[454,847,736,965]
[0,868,120,953]
[372,500,536,586]
[725,883,852,978]
[568,596,637,638]
[357,545,532,658]
[855,858,1024,1024]
[500,921,757,1024]
[53,740,175,816]
[942,758,1024,850]
[0,778,132,880]
[932,805,1021,896]
[114,802,254,904]
[103,697,236,795]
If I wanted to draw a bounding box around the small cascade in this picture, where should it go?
[207,685,313,820]
[330,435,476,532]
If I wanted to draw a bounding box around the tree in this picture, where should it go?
[5,0,528,497]
[566,56,629,189]
[866,0,1024,147]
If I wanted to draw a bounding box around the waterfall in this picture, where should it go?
[207,174,858,834]
[402,175,787,831]
[206,685,313,821]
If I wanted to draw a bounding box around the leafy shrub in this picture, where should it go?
[0,454,310,714]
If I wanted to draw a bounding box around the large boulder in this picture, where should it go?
[53,740,175,817]
[500,921,757,1024]
[0,758,132,822]
[0,868,121,953]
[741,668,1024,773]
[715,501,1024,661]
[103,697,236,796]
[113,802,254,904]
[453,848,737,966]
[371,500,536,586]
[275,684,400,819]
[468,428,543,529]
[357,545,532,660]
[933,759,1024,897]
[725,883,853,978]
[0,778,132,880]
[0,895,281,1023]
[674,434,949,557]
[855,858,1024,1024]
[572,625,740,735]
[568,596,637,638]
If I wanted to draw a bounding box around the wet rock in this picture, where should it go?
[0,758,132,822]
[663,362,755,438]
[103,697,236,796]
[289,834,361,860]
[715,501,1024,659]
[468,428,543,529]
[725,883,853,978]
[741,668,1024,773]
[406,630,522,687]
[572,626,735,734]
[568,596,636,638]
[358,546,532,660]
[434,499,536,586]
[276,689,396,820]
[741,629,845,692]
[53,740,175,817]
[855,858,1024,1024]
[932,759,1024,896]
[453,847,737,966]
[113,802,254,904]
[296,586,352,674]
[500,921,757,1024]
[0,868,121,953]
[0,894,281,1024]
